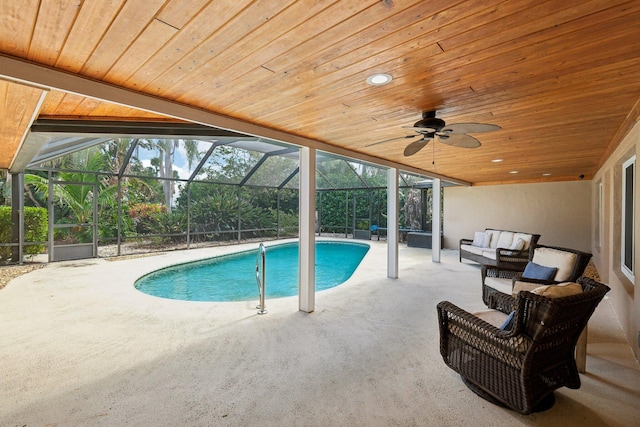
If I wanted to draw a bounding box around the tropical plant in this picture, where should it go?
[24,151,118,242]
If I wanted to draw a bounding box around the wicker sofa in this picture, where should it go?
[459,228,541,270]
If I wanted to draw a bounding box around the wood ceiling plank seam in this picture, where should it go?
[38,89,67,114]
[259,0,427,73]
[200,0,372,89]
[208,0,429,106]
[252,0,507,90]
[597,96,640,169]
[54,0,128,73]
[339,3,640,104]
[0,0,39,57]
[168,0,341,103]
[459,10,640,91]
[103,19,179,84]
[70,96,106,117]
[55,92,89,115]
[166,0,379,104]
[336,31,640,119]
[78,0,168,80]
[280,0,467,73]
[155,0,213,30]
[460,61,640,119]
[212,0,482,110]
[26,0,82,66]
[422,70,640,124]
[135,0,295,97]
[222,39,450,116]
[232,42,445,123]
[0,80,9,138]
[198,2,392,104]
[119,0,265,92]
[437,0,615,52]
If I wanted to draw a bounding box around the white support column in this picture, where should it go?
[299,147,316,313]
[387,168,399,278]
[432,178,442,263]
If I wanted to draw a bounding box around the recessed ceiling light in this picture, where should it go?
[509,170,519,174]
[366,73,392,86]
[491,159,503,163]
[542,173,551,176]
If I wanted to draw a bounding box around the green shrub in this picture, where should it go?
[129,203,167,235]
[0,206,48,260]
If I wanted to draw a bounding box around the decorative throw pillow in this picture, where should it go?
[522,262,558,280]
[509,238,525,251]
[471,231,485,247]
[500,311,516,331]
[531,282,583,298]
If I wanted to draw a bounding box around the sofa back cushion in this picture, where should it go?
[487,230,501,248]
[495,231,514,248]
[532,247,578,281]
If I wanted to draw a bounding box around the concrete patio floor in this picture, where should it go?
[1,239,639,426]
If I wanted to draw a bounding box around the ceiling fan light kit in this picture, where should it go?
[367,110,501,156]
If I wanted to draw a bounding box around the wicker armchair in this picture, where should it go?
[481,244,592,309]
[437,277,610,414]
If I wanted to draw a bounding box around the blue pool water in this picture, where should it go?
[134,241,370,302]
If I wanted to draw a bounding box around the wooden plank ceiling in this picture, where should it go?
[1,0,640,184]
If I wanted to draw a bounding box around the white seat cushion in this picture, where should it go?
[461,244,485,255]
[532,247,578,281]
[482,249,497,260]
[484,277,513,295]
[472,309,509,328]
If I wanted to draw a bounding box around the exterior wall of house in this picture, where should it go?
[591,120,640,361]
[444,180,591,252]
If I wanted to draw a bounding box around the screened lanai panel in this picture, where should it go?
[29,137,123,173]
[281,171,299,190]
[400,172,431,188]
[131,138,212,180]
[346,161,388,188]
[193,144,264,184]
[316,155,366,190]
[244,155,299,188]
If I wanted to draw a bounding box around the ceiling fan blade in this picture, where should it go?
[436,133,481,148]
[403,138,431,156]
[402,126,437,133]
[365,134,418,147]
[439,123,501,134]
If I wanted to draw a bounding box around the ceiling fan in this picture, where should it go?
[367,111,501,156]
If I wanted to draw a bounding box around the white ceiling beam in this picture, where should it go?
[0,54,469,186]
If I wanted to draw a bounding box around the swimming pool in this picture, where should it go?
[134,241,370,302]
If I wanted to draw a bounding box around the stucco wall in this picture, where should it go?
[443,181,592,252]
[591,120,640,361]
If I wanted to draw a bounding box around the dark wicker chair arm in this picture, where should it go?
[481,265,523,284]
[496,247,529,259]
[482,288,517,313]
[437,301,530,367]
[460,238,473,245]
